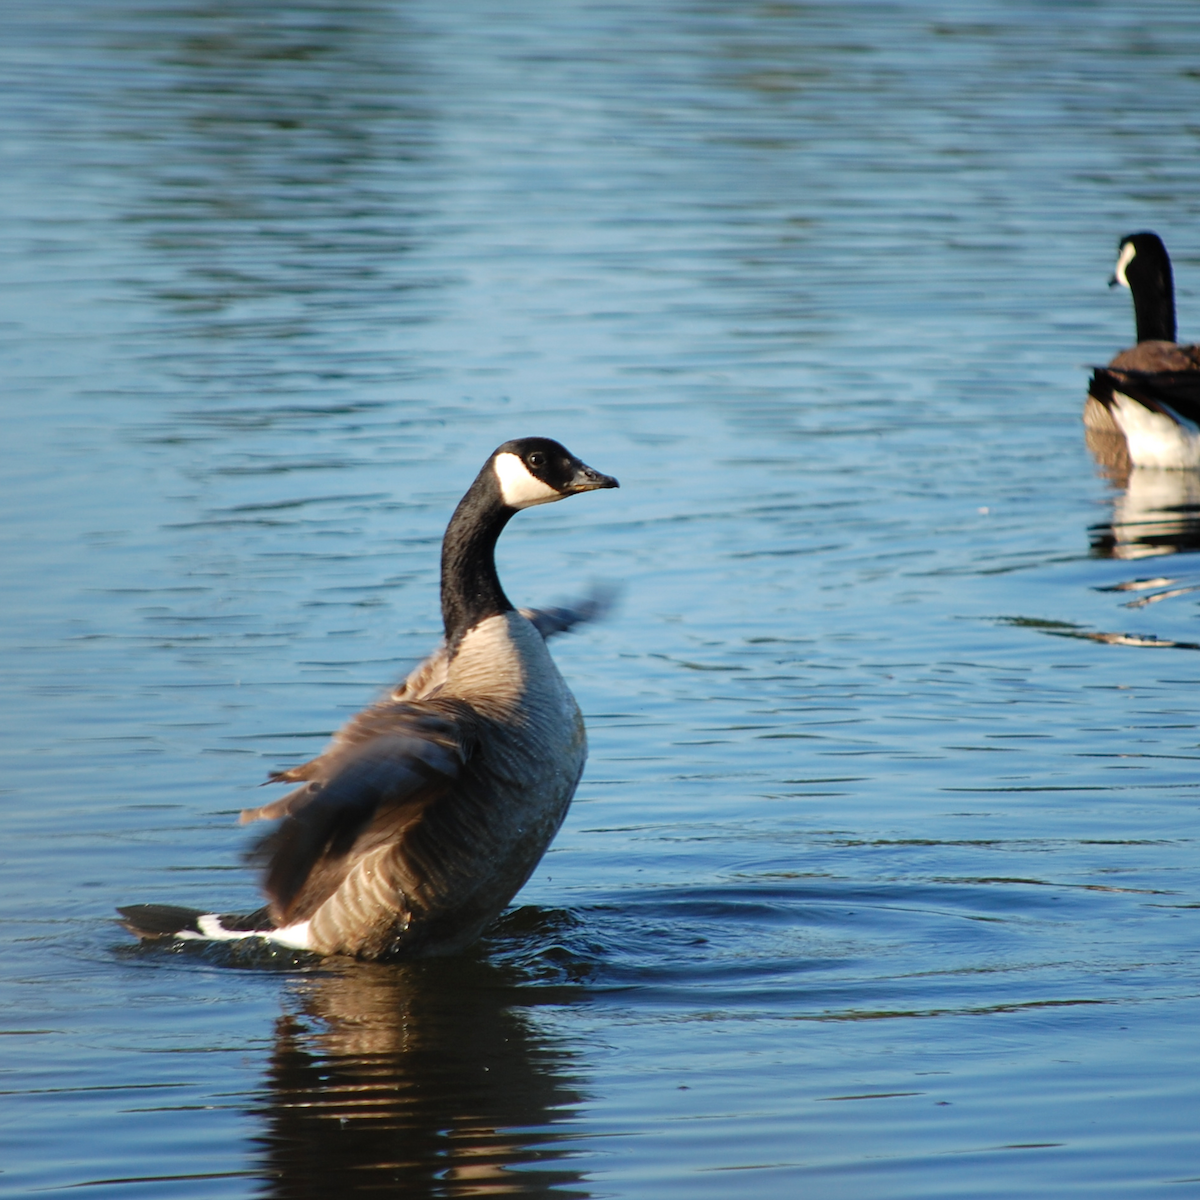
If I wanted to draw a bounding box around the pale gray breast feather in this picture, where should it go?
[389,589,613,705]
[445,612,575,717]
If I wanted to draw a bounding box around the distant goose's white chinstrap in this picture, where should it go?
[1086,232,1200,471]
[119,437,618,960]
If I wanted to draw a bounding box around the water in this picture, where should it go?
[3,1,1200,1195]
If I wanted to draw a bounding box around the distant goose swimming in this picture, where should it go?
[120,438,618,960]
[1086,232,1200,469]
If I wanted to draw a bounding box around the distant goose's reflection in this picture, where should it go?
[1087,427,1200,558]
[252,935,590,1199]
[1088,459,1200,560]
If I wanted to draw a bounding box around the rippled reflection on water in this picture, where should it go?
[4,0,1200,1196]
[255,949,587,1199]
[1089,465,1200,560]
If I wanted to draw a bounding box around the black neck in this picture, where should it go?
[1130,255,1177,343]
[440,470,515,648]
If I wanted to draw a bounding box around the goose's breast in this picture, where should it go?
[450,612,585,749]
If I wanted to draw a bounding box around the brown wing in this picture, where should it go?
[263,650,454,789]
[519,583,618,640]
[390,643,451,701]
[245,699,477,926]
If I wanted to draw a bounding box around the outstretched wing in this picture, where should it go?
[520,582,618,640]
[256,688,456,789]
[244,699,477,926]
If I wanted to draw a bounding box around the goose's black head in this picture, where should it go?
[1112,231,1176,344]
[488,437,620,510]
[441,438,618,645]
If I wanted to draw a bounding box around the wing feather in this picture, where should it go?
[246,701,477,925]
[244,588,612,929]
[520,583,617,640]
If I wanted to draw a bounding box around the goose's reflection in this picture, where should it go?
[1087,426,1200,558]
[252,926,591,1199]
[1088,459,1200,560]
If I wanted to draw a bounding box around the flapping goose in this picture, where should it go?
[119,438,618,960]
[1086,232,1200,469]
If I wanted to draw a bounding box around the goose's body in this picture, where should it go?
[1086,232,1200,470]
[120,439,617,960]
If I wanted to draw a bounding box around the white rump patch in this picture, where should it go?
[1114,240,1136,289]
[173,912,311,950]
[171,912,254,942]
[493,452,562,509]
[1111,390,1200,468]
[265,921,312,950]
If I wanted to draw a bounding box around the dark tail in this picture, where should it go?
[117,904,273,941]
[1090,367,1200,426]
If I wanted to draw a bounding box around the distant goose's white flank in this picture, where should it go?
[120,438,618,960]
[1086,232,1200,470]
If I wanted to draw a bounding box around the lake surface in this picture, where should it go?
[4,1,1200,1195]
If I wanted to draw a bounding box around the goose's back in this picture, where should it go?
[1110,341,1200,373]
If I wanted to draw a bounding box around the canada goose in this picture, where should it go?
[1086,232,1200,470]
[119,438,618,960]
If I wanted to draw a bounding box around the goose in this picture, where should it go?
[119,438,618,960]
[1086,232,1200,470]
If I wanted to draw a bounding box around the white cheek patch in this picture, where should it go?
[493,452,563,509]
[1115,241,1136,288]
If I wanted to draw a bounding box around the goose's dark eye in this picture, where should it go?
[527,451,547,469]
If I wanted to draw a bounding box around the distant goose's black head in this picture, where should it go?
[1112,231,1176,344]
[487,437,620,510]
[441,438,618,645]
